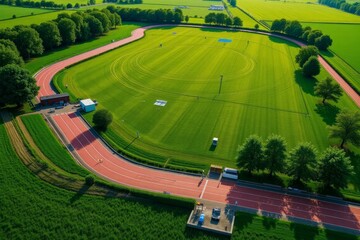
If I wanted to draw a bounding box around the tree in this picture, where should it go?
[314,35,332,51]
[284,20,303,38]
[13,26,44,59]
[302,56,320,78]
[89,0,95,5]
[307,30,322,45]
[225,17,233,26]
[36,21,62,51]
[185,15,189,23]
[233,17,242,27]
[84,15,103,37]
[230,0,236,7]
[90,11,111,33]
[314,77,342,104]
[205,13,216,24]
[237,135,264,174]
[295,45,319,68]
[329,111,360,148]
[317,147,353,189]
[0,64,39,106]
[254,23,259,30]
[92,109,113,131]
[264,135,287,176]
[58,18,76,45]
[0,39,23,67]
[215,13,226,25]
[287,142,317,182]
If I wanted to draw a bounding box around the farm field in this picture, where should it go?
[0,5,54,20]
[303,23,360,72]
[55,26,358,171]
[236,0,360,23]
[223,2,265,29]
[1,119,358,239]
[0,10,73,29]
[20,114,89,176]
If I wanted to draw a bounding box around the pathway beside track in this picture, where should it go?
[34,24,360,234]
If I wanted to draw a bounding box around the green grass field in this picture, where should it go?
[0,5,54,20]
[237,0,360,23]
[223,2,265,29]
[25,22,146,74]
[54,26,358,172]
[303,23,360,72]
[20,114,89,176]
[0,119,358,239]
[0,10,74,29]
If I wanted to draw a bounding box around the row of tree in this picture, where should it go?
[204,13,243,27]
[0,0,95,9]
[271,19,332,51]
[227,0,237,7]
[237,128,357,189]
[104,0,143,4]
[114,7,183,23]
[319,0,360,16]
[0,8,121,60]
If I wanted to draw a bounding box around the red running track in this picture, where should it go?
[35,24,360,107]
[53,112,360,232]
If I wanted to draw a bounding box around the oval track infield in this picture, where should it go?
[35,24,360,234]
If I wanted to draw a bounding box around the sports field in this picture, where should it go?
[55,26,358,169]
[0,5,54,20]
[237,0,360,23]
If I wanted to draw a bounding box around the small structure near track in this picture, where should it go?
[80,99,96,112]
[40,93,69,106]
[187,202,235,236]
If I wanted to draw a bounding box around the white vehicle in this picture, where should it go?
[222,168,238,180]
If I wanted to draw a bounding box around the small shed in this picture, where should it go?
[40,93,69,106]
[80,99,96,112]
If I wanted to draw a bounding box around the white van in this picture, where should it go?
[222,168,238,180]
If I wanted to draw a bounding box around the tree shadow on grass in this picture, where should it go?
[238,170,286,187]
[294,69,317,96]
[234,212,255,231]
[346,151,360,192]
[290,222,319,240]
[69,182,91,204]
[262,215,278,230]
[314,103,340,125]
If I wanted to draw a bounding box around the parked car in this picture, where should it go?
[49,108,55,113]
[198,213,205,225]
[222,167,238,180]
[211,208,221,220]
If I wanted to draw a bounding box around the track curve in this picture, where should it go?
[35,24,360,234]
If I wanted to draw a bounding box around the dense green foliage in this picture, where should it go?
[264,135,287,176]
[318,147,353,189]
[319,0,360,16]
[314,77,343,104]
[295,46,319,68]
[302,56,321,78]
[237,135,264,173]
[287,142,317,182]
[33,21,62,50]
[21,114,89,176]
[93,109,113,131]
[330,111,360,148]
[0,64,39,106]
[0,39,23,67]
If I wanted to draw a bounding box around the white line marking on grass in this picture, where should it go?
[200,180,208,199]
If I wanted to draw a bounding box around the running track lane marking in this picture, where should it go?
[200,179,208,199]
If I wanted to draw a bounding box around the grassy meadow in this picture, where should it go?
[0,5,54,20]
[54,26,358,171]
[236,0,360,23]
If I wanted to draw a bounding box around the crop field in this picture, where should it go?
[236,0,360,23]
[223,2,265,29]
[0,10,74,29]
[20,114,89,176]
[51,0,88,4]
[0,5,54,20]
[1,119,358,239]
[55,26,358,170]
